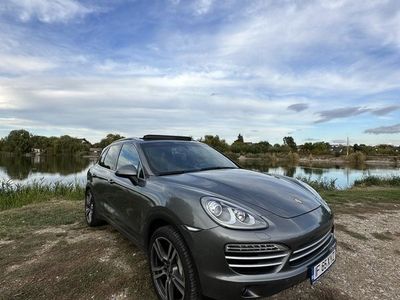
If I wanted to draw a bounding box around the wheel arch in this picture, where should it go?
[144,208,186,249]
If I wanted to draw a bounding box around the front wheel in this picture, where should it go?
[149,226,201,300]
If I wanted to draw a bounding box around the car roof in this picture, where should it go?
[112,135,193,145]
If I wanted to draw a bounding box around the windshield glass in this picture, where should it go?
[141,141,238,175]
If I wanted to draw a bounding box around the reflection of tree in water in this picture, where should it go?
[239,161,271,172]
[240,161,301,174]
[283,166,296,177]
[0,155,31,179]
[302,167,325,176]
[0,155,93,180]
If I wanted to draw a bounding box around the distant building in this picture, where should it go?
[31,148,42,155]
[89,147,102,154]
[79,138,91,145]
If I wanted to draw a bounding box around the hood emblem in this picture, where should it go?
[294,198,303,204]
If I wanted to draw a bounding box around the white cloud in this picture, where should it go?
[0,54,56,73]
[0,72,317,143]
[0,0,399,144]
[0,0,95,23]
[193,0,214,15]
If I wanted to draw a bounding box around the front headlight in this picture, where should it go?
[296,179,331,213]
[201,196,268,230]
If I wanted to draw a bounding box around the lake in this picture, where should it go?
[0,155,399,189]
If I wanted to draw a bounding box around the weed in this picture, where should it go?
[0,179,84,210]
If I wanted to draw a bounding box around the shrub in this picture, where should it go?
[347,151,366,165]
[296,176,337,191]
[287,152,299,164]
[353,176,400,187]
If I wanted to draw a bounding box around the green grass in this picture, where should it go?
[1,175,400,212]
[353,175,400,187]
[0,180,85,211]
[296,176,337,191]
[298,175,400,192]
[320,187,400,214]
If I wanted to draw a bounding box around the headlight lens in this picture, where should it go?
[201,197,268,229]
[296,179,331,213]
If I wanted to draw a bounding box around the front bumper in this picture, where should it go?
[180,208,336,299]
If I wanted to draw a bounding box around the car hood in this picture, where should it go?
[159,168,321,218]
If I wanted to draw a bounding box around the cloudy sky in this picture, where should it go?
[0,0,399,144]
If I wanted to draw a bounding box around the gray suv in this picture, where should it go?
[85,135,336,300]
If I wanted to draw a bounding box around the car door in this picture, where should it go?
[98,144,122,222]
[90,148,110,215]
[112,142,150,240]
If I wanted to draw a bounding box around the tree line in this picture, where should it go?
[0,130,124,155]
[200,134,399,156]
[0,129,399,156]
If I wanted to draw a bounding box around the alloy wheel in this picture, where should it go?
[85,191,94,224]
[151,237,186,300]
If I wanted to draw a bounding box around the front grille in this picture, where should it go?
[225,243,290,275]
[289,230,333,265]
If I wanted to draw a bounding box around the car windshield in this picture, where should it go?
[141,141,238,175]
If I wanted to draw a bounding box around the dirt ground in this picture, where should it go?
[0,200,399,300]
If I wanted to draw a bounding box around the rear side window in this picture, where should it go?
[102,145,121,170]
[117,143,140,170]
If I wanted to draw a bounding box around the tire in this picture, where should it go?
[85,189,105,227]
[149,226,201,300]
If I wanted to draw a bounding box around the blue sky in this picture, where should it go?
[0,0,399,144]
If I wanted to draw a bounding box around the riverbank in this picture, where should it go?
[1,176,399,211]
[237,153,400,167]
[0,187,399,299]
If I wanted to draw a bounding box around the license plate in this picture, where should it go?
[311,248,336,283]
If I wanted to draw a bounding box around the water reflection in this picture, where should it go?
[240,161,400,189]
[0,154,94,185]
[0,155,399,189]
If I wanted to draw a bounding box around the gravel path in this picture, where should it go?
[269,210,400,300]
[1,201,399,299]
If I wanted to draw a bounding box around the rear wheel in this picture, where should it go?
[85,189,104,226]
[149,226,201,300]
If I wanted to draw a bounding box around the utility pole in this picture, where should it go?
[346,136,349,157]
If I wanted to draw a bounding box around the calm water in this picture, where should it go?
[0,155,399,189]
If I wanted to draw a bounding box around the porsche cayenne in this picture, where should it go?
[85,135,336,300]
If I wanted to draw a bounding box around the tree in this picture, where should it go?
[283,136,297,152]
[200,135,229,152]
[4,129,32,154]
[97,134,125,149]
[235,133,244,143]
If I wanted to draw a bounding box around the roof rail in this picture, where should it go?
[142,135,192,141]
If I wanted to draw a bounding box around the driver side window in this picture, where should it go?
[117,143,140,170]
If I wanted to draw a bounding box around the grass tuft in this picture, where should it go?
[296,176,337,191]
[0,179,85,211]
[353,176,400,187]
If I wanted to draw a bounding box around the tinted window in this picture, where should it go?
[99,148,109,166]
[117,143,140,170]
[141,142,237,175]
[103,145,120,170]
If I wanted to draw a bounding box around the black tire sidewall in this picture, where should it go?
[85,189,102,226]
[148,226,201,300]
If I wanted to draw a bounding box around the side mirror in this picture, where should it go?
[115,165,138,184]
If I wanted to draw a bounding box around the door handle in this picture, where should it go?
[108,178,115,184]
